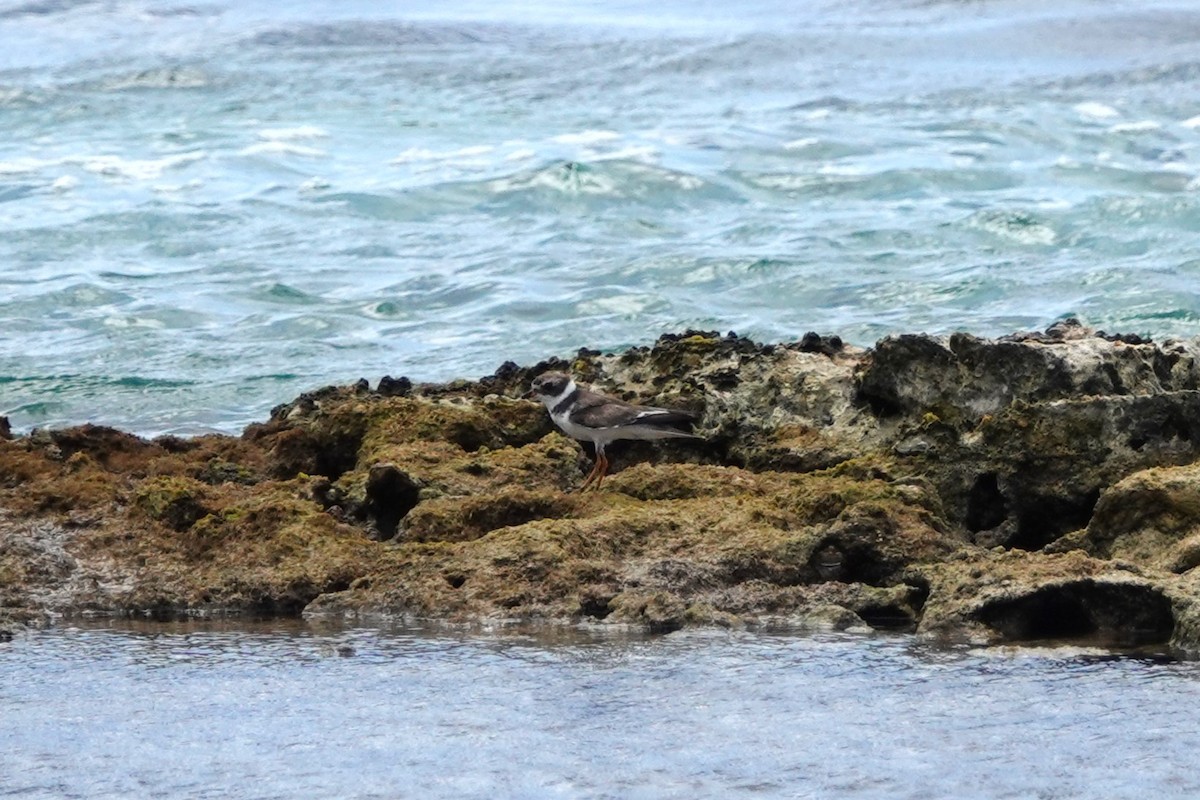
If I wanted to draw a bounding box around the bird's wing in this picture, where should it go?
[566,391,638,428]
[569,390,695,430]
[625,408,697,429]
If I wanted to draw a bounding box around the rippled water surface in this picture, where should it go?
[2,622,1199,799]
[5,0,1200,433]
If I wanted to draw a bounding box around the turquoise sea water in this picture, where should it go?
[4,0,1200,434]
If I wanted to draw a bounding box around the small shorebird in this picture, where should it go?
[527,371,702,490]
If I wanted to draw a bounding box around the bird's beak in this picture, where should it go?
[522,388,536,400]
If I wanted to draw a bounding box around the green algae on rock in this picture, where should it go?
[6,323,1200,652]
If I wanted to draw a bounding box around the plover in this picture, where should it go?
[527,371,702,490]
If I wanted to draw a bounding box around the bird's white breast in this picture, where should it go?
[550,409,608,446]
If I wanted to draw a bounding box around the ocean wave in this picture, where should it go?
[249,21,494,49]
[307,159,740,219]
[736,167,1020,201]
[962,210,1059,247]
[0,152,207,183]
[549,130,622,145]
[1052,159,1194,193]
[1074,102,1121,121]
[238,142,327,158]
[482,159,739,207]
[258,126,330,141]
[390,145,496,165]
[100,67,211,91]
[0,0,94,20]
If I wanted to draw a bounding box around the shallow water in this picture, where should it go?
[2,621,1198,799]
[4,1,1200,434]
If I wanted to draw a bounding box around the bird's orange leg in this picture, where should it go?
[576,452,602,492]
[576,448,608,492]
[592,450,609,491]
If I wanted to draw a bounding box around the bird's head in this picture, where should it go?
[526,371,575,405]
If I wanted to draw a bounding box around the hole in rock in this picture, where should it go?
[1009,489,1100,551]
[578,595,613,620]
[249,593,315,617]
[313,431,363,481]
[856,603,916,631]
[809,536,895,588]
[365,463,422,539]
[973,581,1174,646]
[965,473,1007,532]
[445,421,492,453]
[1128,406,1195,451]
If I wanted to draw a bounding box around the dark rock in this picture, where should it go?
[797,331,844,355]
[377,375,412,397]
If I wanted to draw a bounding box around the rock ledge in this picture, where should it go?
[6,322,1200,652]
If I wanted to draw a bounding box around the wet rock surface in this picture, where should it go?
[6,322,1200,652]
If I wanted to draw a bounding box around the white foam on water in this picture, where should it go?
[584,144,659,162]
[782,137,819,150]
[257,125,330,141]
[550,130,621,145]
[1074,102,1120,120]
[969,213,1058,246]
[103,316,166,330]
[666,173,705,190]
[453,145,494,157]
[390,147,438,163]
[489,165,619,196]
[641,131,687,146]
[1159,161,1192,174]
[1108,120,1161,134]
[748,173,824,190]
[0,156,54,175]
[239,142,327,158]
[152,179,204,194]
[50,175,78,192]
[70,152,206,180]
[1181,115,1200,129]
[576,293,658,315]
[390,145,495,164]
[817,163,867,176]
[505,148,537,161]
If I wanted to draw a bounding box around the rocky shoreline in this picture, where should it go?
[5,320,1200,651]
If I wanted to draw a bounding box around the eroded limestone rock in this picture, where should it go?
[3,323,1200,651]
